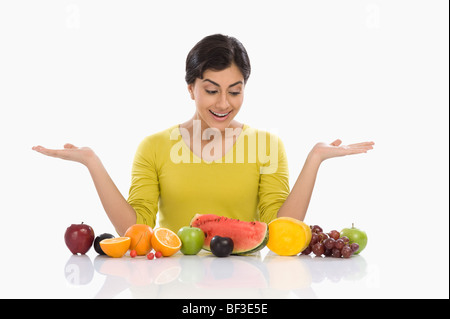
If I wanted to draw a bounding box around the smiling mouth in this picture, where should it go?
[209,110,231,117]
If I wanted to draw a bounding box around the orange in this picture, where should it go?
[100,237,131,258]
[124,224,153,256]
[151,228,182,257]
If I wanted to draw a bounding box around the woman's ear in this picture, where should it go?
[187,84,195,100]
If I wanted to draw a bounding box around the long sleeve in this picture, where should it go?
[127,136,160,228]
[257,135,290,224]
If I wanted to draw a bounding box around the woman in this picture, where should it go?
[32,34,374,236]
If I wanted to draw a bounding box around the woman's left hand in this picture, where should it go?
[310,139,375,163]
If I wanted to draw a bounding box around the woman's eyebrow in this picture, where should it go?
[203,79,243,88]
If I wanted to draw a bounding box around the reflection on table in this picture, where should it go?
[63,249,368,299]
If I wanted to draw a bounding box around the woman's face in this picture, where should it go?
[188,63,245,132]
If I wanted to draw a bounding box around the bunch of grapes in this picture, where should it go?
[302,225,359,258]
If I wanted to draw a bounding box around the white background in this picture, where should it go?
[0,0,448,298]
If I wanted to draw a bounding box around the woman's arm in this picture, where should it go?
[32,144,136,235]
[85,155,136,235]
[277,139,374,221]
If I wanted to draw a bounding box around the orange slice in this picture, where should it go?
[151,228,181,257]
[124,224,153,256]
[99,237,131,258]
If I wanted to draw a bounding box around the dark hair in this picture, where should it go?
[185,34,251,85]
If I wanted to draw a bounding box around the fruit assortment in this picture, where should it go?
[300,224,366,258]
[64,222,181,259]
[190,214,268,255]
[64,216,367,259]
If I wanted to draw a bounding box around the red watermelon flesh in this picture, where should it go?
[189,214,269,255]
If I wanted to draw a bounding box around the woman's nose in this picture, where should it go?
[216,92,230,110]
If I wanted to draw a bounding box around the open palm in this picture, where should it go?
[32,143,96,166]
[312,139,375,162]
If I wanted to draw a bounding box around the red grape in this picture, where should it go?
[311,233,319,245]
[331,248,342,258]
[302,245,312,255]
[341,236,350,244]
[323,238,335,250]
[324,248,333,257]
[350,243,360,252]
[318,232,328,242]
[328,230,340,240]
[311,225,323,233]
[342,245,353,258]
[312,242,325,256]
[335,238,345,250]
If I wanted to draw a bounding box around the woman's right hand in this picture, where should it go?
[32,143,97,167]
[32,143,136,234]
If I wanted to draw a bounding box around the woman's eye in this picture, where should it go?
[205,90,241,96]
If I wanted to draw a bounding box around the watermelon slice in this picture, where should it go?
[190,214,269,255]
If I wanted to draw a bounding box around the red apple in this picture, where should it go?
[64,222,95,254]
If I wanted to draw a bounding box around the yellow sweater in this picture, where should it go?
[127,124,290,233]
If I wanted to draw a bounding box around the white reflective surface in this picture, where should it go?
[60,250,377,299]
[1,232,448,299]
[0,247,396,299]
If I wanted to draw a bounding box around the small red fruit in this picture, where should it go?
[147,252,154,260]
[130,250,137,258]
[328,230,340,240]
[155,251,162,258]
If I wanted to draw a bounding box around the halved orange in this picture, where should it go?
[151,228,181,257]
[100,237,131,258]
[124,224,153,256]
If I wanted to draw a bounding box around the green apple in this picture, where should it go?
[340,223,368,254]
[177,226,205,255]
